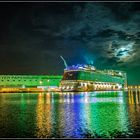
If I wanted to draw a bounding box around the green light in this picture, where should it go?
[0,75,62,87]
[84,91,129,138]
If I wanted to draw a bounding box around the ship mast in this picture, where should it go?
[60,55,68,69]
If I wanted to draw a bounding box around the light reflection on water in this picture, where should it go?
[0,90,140,138]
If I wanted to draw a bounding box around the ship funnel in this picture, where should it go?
[90,60,94,65]
[60,55,68,68]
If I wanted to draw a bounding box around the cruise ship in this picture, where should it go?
[59,64,127,92]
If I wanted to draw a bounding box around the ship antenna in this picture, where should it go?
[60,55,68,68]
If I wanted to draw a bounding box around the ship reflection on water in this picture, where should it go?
[0,90,140,138]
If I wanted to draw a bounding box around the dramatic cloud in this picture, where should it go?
[0,2,140,84]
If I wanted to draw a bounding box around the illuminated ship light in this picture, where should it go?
[59,64,127,92]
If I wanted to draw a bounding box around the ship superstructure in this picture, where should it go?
[59,64,127,92]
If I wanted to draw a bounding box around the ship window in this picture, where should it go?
[62,71,79,80]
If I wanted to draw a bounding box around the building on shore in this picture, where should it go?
[0,75,62,88]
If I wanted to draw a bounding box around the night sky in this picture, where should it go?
[0,2,140,85]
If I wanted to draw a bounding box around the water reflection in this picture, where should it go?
[0,91,140,138]
[34,91,130,138]
[127,90,140,137]
[0,93,38,138]
[36,93,52,138]
[128,90,140,104]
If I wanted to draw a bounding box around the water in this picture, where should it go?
[0,90,140,138]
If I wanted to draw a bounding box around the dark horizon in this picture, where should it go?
[0,2,140,85]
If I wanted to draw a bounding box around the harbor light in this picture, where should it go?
[39,81,42,84]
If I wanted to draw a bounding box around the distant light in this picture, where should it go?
[84,83,87,87]
[22,85,25,88]
[119,72,122,75]
[116,84,122,89]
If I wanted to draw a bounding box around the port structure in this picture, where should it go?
[0,64,128,92]
[0,75,62,87]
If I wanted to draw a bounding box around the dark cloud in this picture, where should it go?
[116,49,129,56]
[0,2,140,84]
